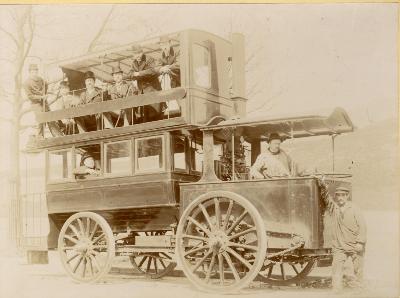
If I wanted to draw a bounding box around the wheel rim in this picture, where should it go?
[259,258,316,286]
[58,212,115,282]
[176,191,267,293]
[129,231,176,279]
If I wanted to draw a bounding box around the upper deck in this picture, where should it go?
[30,29,247,151]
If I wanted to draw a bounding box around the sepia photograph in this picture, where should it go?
[0,2,398,298]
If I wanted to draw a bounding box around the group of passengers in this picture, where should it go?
[23,37,180,138]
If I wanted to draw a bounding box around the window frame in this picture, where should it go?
[103,139,133,177]
[46,148,73,183]
[172,135,188,173]
[134,135,166,174]
[191,42,212,90]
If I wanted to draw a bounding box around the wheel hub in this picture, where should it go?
[209,230,228,253]
[75,238,92,254]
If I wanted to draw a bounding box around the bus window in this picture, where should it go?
[74,144,101,177]
[173,136,186,171]
[48,149,72,181]
[190,138,203,172]
[192,43,211,89]
[135,136,164,172]
[104,140,131,175]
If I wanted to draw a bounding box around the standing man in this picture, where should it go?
[75,71,103,132]
[323,185,367,292]
[250,133,294,179]
[23,64,48,138]
[126,46,161,122]
[157,36,180,117]
[109,66,135,126]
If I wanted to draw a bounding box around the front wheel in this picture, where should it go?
[58,212,115,283]
[176,191,267,294]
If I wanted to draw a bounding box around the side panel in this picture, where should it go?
[180,178,322,249]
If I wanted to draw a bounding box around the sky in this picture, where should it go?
[0,3,398,171]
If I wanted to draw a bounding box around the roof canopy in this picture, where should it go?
[205,107,354,141]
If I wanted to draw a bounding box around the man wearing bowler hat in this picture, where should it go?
[324,185,366,292]
[250,132,295,179]
[109,65,136,126]
[75,71,103,132]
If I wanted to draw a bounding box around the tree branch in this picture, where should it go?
[0,26,18,47]
[87,5,115,53]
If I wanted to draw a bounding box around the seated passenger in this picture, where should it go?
[126,46,162,122]
[157,36,181,117]
[73,152,100,178]
[109,66,136,127]
[250,133,295,179]
[75,71,103,132]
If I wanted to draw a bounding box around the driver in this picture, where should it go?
[250,133,294,179]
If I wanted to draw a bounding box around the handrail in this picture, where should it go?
[36,87,186,123]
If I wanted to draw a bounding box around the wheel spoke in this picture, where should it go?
[146,257,152,272]
[291,264,299,275]
[198,203,214,231]
[64,234,79,245]
[184,244,210,257]
[218,253,224,285]
[159,258,167,269]
[68,224,81,240]
[182,234,208,242]
[214,198,221,229]
[267,263,274,278]
[92,244,108,249]
[228,242,258,251]
[89,223,99,240]
[154,257,158,273]
[222,199,234,231]
[226,210,248,235]
[72,255,83,273]
[280,263,286,280]
[88,254,100,273]
[228,226,256,240]
[66,253,80,264]
[187,216,211,236]
[85,217,91,237]
[61,246,77,251]
[138,256,148,268]
[159,252,172,260]
[92,233,105,244]
[225,247,252,270]
[76,218,85,237]
[205,251,216,283]
[87,256,94,276]
[82,256,87,278]
[191,249,212,273]
[222,252,240,281]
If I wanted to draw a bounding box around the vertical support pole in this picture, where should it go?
[199,130,219,182]
[331,134,337,172]
[231,129,235,181]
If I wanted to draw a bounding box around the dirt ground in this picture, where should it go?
[0,211,398,298]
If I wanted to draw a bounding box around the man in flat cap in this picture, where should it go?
[250,133,295,179]
[126,46,162,122]
[23,64,48,137]
[157,36,181,117]
[75,71,103,132]
[108,66,136,127]
[323,185,367,292]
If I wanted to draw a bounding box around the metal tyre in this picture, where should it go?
[58,212,115,283]
[176,191,267,293]
[129,231,176,279]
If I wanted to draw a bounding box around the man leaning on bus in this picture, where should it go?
[250,133,295,179]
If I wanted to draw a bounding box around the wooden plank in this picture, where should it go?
[36,87,186,123]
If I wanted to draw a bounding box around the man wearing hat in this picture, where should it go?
[126,46,162,122]
[23,64,48,137]
[250,132,294,179]
[323,185,366,292]
[75,71,103,132]
[108,66,136,126]
[157,37,181,117]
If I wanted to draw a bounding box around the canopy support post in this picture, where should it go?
[331,134,338,172]
[199,130,220,182]
[231,129,235,181]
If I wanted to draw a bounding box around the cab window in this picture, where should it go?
[48,149,72,181]
[190,138,203,172]
[75,144,101,177]
[104,140,131,175]
[192,43,211,89]
[135,136,164,172]
[173,135,186,171]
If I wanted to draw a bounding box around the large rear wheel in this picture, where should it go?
[58,212,115,283]
[176,191,267,294]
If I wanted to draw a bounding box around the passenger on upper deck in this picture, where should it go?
[250,133,295,179]
[75,71,103,132]
[73,151,100,178]
[157,37,181,118]
[126,46,162,122]
[109,66,136,126]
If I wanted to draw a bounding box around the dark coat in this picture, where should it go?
[79,87,103,105]
[109,81,134,100]
[127,55,160,93]
[158,48,180,88]
[23,75,48,104]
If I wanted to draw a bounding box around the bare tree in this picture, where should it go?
[86,5,116,53]
[0,5,35,250]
